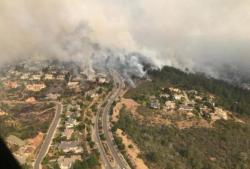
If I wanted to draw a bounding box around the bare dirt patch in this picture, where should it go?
[27,132,44,149]
[116,129,148,169]
[175,119,212,129]
[112,98,140,122]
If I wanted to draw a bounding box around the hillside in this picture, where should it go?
[112,66,250,169]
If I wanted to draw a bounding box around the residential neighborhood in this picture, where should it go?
[0,59,111,169]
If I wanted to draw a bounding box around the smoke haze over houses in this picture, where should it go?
[0,0,250,81]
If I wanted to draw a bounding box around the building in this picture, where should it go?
[169,87,181,93]
[57,75,65,80]
[160,94,170,98]
[211,108,228,121]
[46,93,60,100]
[65,118,79,129]
[25,97,36,103]
[165,101,176,110]
[150,100,160,109]
[187,90,198,95]
[4,81,18,89]
[179,105,193,111]
[26,84,46,92]
[67,82,79,89]
[44,74,54,80]
[174,94,183,100]
[20,73,30,80]
[58,155,82,169]
[58,141,83,153]
[65,111,74,118]
[31,74,42,81]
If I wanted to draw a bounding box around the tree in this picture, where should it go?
[145,151,158,162]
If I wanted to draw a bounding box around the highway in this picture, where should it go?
[94,70,131,169]
[34,102,62,169]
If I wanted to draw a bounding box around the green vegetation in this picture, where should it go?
[119,66,250,169]
[72,153,99,169]
[113,135,125,151]
[114,111,250,169]
[99,133,106,141]
[126,66,250,115]
[0,103,54,139]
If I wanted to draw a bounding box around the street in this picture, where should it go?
[33,102,62,169]
[93,70,131,169]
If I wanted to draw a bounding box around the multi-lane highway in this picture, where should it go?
[94,70,131,169]
[34,102,62,169]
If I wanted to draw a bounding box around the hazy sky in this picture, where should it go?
[0,0,250,79]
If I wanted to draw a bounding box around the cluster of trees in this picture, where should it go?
[114,111,250,169]
[72,154,99,169]
[113,135,125,151]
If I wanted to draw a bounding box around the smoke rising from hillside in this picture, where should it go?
[0,0,250,81]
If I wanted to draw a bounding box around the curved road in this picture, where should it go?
[34,102,62,169]
[94,70,131,169]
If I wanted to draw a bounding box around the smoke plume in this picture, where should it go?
[0,0,250,81]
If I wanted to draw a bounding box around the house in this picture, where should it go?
[210,108,228,121]
[150,100,160,109]
[20,73,30,80]
[44,74,54,80]
[169,87,181,93]
[67,82,79,89]
[31,74,42,81]
[57,75,65,80]
[6,135,25,147]
[58,141,83,153]
[62,128,74,140]
[25,97,36,103]
[65,111,74,118]
[195,96,203,101]
[160,94,170,98]
[187,101,196,106]
[51,70,57,74]
[58,155,82,169]
[187,90,198,95]
[26,83,46,91]
[72,75,82,82]
[179,105,193,111]
[174,94,183,100]
[4,81,18,88]
[8,69,17,75]
[46,93,60,100]
[165,101,176,110]
[65,118,79,128]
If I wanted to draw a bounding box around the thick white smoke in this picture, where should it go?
[0,0,250,81]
